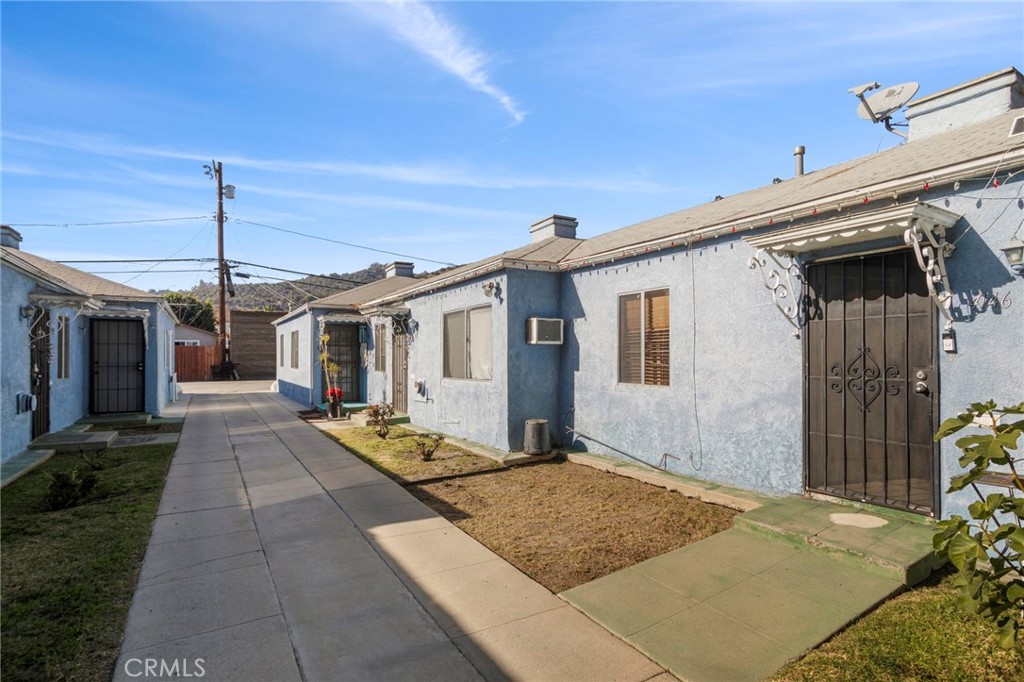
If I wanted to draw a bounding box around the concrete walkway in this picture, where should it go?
[116,389,665,682]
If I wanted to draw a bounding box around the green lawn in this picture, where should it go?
[1,445,174,682]
[772,569,1024,682]
[323,424,501,482]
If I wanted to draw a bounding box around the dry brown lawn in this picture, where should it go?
[409,459,738,593]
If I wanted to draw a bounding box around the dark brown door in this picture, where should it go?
[30,309,51,439]
[805,251,937,514]
[92,319,146,413]
[392,327,409,413]
[322,324,360,401]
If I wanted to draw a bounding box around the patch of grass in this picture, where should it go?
[85,422,183,436]
[322,425,500,482]
[771,569,1024,682]
[411,460,739,593]
[1,444,175,682]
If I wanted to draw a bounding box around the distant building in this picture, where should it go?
[174,323,217,346]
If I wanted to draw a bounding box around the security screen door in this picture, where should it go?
[804,251,937,515]
[322,324,360,401]
[92,318,146,413]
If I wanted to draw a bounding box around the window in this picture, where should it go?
[619,289,669,386]
[57,315,70,379]
[374,324,386,372]
[290,330,299,369]
[279,334,284,367]
[443,306,492,380]
[175,339,200,347]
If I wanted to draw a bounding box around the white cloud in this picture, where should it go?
[355,1,525,124]
[4,129,671,193]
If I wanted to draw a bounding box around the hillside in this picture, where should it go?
[153,262,456,312]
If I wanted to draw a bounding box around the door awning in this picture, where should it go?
[317,313,365,325]
[744,201,961,256]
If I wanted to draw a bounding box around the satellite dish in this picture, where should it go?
[850,81,919,139]
[856,82,919,122]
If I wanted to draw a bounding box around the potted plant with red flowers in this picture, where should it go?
[325,387,345,419]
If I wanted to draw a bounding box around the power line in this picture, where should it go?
[123,221,210,284]
[235,273,349,291]
[87,269,216,274]
[58,257,215,264]
[234,218,456,266]
[8,216,209,228]
[226,259,364,286]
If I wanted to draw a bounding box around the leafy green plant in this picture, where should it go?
[43,466,98,510]
[933,400,1024,648]
[366,402,396,439]
[414,434,445,461]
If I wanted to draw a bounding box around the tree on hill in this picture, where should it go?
[164,292,216,331]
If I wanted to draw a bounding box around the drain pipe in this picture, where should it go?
[794,146,806,176]
[563,407,671,472]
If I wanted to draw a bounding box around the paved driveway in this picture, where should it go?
[115,389,665,682]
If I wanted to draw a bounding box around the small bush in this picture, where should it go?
[366,402,396,440]
[414,434,445,461]
[43,466,97,510]
[80,448,105,471]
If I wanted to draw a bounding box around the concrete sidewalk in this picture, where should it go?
[116,390,665,682]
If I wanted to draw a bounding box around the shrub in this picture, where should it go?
[414,434,445,461]
[933,400,1024,648]
[43,466,98,510]
[366,402,396,440]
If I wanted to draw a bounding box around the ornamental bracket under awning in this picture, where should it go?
[745,201,962,332]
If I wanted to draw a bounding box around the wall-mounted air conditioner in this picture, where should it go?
[525,318,563,345]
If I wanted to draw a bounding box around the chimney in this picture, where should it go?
[529,215,577,243]
[794,146,805,176]
[904,67,1024,142]
[1,225,22,250]
[384,261,414,278]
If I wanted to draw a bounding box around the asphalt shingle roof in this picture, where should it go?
[312,275,420,309]
[1,246,160,300]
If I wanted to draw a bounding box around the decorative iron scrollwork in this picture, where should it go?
[905,220,955,329]
[835,346,901,412]
[747,249,804,337]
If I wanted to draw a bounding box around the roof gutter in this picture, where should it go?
[559,147,1024,269]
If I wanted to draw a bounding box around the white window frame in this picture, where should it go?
[374,324,386,372]
[290,330,299,369]
[442,305,492,381]
[279,334,285,367]
[57,315,70,379]
[618,288,670,387]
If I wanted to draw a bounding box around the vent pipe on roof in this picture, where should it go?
[794,146,806,177]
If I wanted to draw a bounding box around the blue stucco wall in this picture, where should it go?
[1,265,37,461]
[274,311,315,406]
[406,273,510,449]
[365,314,392,405]
[505,269,563,451]
[562,237,805,496]
[923,180,1024,518]
[47,306,90,433]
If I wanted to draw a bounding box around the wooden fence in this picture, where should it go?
[175,345,219,382]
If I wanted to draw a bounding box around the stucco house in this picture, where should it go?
[352,67,1024,520]
[1,227,179,462]
[273,262,418,408]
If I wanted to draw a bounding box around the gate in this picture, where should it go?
[392,327,409,413]
[322,324,360,401]
[92,318,146,413]
[30,309,51,439]
[805,251,937,514]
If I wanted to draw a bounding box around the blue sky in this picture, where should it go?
[2,1,1022,295]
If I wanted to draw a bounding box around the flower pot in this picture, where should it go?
[328,402,343,419]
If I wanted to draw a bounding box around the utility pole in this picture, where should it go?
[205,160,230,366]
[215,161,228,364]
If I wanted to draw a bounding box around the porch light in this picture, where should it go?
[20,305,36,319]
[998,236,1024,276]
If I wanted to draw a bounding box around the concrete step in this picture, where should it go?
[734,496,942,586]
[79,413,152,427]
[30,431,118,453]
